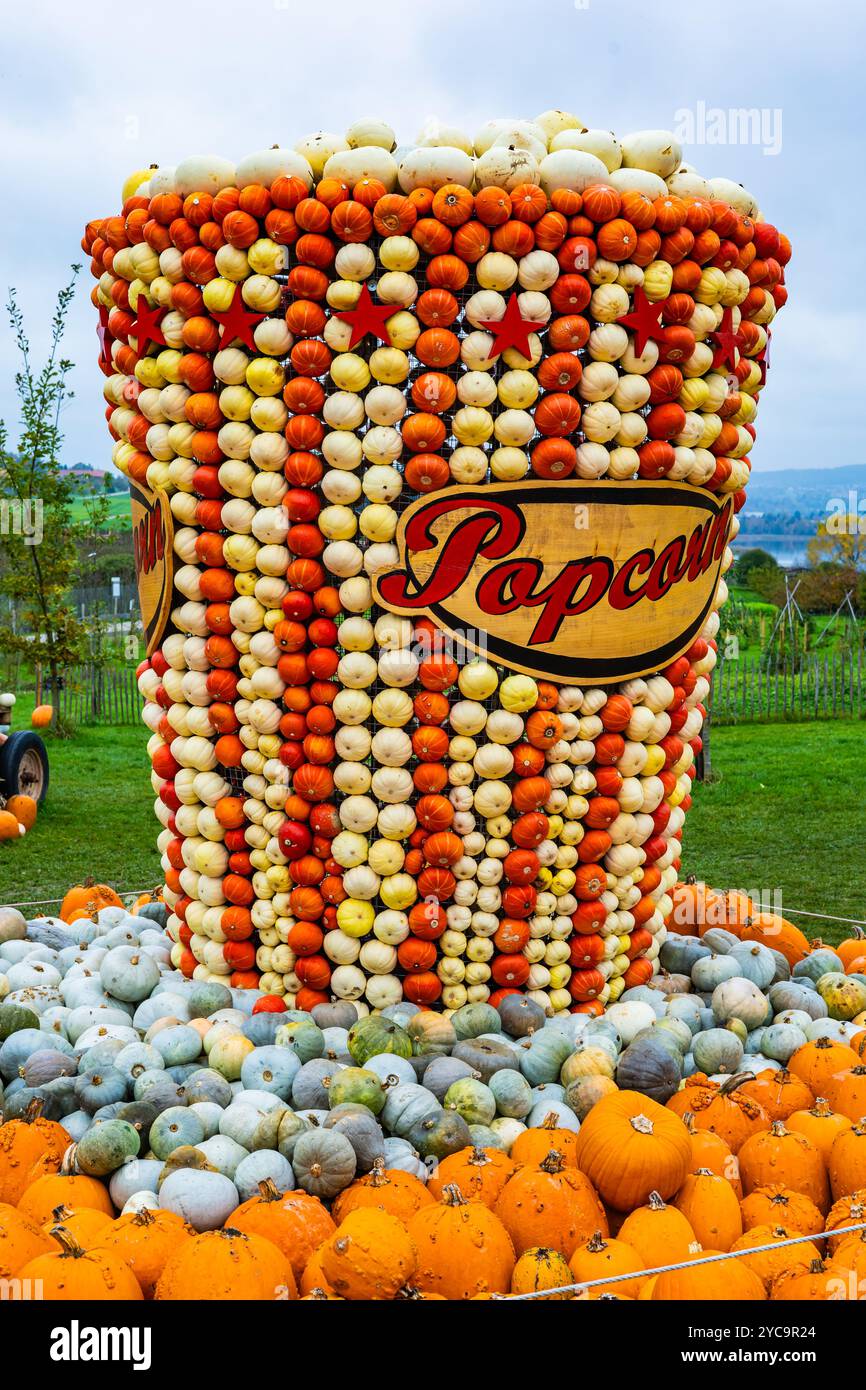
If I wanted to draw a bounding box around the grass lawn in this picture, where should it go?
[68,493,132,529]
[1,713,862,947]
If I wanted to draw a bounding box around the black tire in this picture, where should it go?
[0,732,49,803]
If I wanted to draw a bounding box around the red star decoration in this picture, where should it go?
[616,286,667,358]
[710,307,743,371]
[335,284,394,349]
[478,293,540,360]
[212,286,267,350]
[129,297,167,356]
[96,305,114,371]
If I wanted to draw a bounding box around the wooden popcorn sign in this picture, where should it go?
[130,478,175,656]
[375,481,733,682]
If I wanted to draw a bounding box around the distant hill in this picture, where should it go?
[747,464,866,514]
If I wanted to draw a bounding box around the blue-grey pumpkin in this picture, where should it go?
[149,1105,205,1160]
[615,1035,682,1103]
[691,1027,745,1075]
[240,1046,301,1100]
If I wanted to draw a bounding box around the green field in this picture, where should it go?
[1,712,861,947]
[68,492,132,528]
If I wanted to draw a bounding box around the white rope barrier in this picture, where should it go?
[0,890,154,909]
[501,1218,866,1299]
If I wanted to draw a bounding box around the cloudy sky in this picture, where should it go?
[1,0,862,474]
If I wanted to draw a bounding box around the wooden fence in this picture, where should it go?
[51,663,143,727]
[711,649,865,724]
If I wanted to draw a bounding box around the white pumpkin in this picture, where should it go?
[174,155,236,197]
[294,131,349,177]
[323,146,399,189]
[345,117,396,151]
[414,121,474,154]
[707,177,759,218]
[533,109,586,143]
[235,147,313,188]
[397,146,475,192]
[620,130,682,178]
[549,128,622,172]
[538,149,610,195]
[608,168,668,198]
[475,145,540,191]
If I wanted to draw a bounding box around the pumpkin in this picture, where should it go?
[332,1158,434,1223]
[408,1184,515,1299]
[788,1037,861,1094]
[509,1111,581,1168]
[19,1226,143,1301]
[739,913,812,967]
[739,1069,814,1122]
[825,1191,866,1252]
[0,1103,71,1204]
[617,1190,697,1267]
[426,1145,515,1208]
[575,1090,691,1210]
[509,1246,572,1299]
[825,1066,866,1122]
[771,1258,848,1301]
[730,1224,822,1292]
[739,1184,824,1238]
[681,1113,742,1193]
[651,1244,765,1301]
[0,1202,55,1279]
[18,1159,115,1226]
[827,1123,866,1201]
[321,1207,416,1300]
[738,1122,830,1214]
[787,1100,853,1162]
[568,1229,647,1298]
[667,1074,769,1152]
[59,879,122,922]
[98,1207,195,1299]
[5,794,37,830]
[42,1204,112,1248]
[227,1180,336,1283]
[674,1169,743,1251]
[488,1148,605,1259]
[157,1226,296,1300]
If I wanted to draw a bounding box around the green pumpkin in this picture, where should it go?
[816,972,866,1021]
[691,954,740,991]
[407,1107,472,1160]
[135,901,169,928]
[761,1022,807,1063]
[74,1118,141,1175]
[793,950,844,985]
[488,1067,533,1118]
[450,1002,502,1040]
[275,1109,310,1162]
[292,1128,357,1198]
[519,1030,574,1086]
[0,1002,40,1041]
[729,942,776,990]
[407,1011,457,1056]
[444,1077,496,1126]
[615,1036,682,1103]
[700,928,740,955]
[711,977,769,1031]
[275,1019,326,1064]
[650,1017,694,1055]
[347,1016,412,1066]
[327,1066,386,1115]
[659,936,711,975]
[187,982,234,1019]
[691,1027,745,1075]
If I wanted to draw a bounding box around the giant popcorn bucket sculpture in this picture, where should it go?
[84,115,788,1016]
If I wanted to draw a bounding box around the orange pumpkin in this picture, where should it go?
[157,1227,296,1300]
[739,912,812,966]
[739,1069,814,1122]
[5,794,37,830]
[730,1224,821,1292]
[495,1150,608,1257]
[740,1184,824,1238]
[31,704,53,728]
[320,1208,416,1300]
[0,1106,70,1205]
[19,1227,143,1301]
[59,879,122,922]
[332,1159,434,1225]
[99,1207,196,1299]
[408,1185,515,1300]
[568,1230,647,1298]
[738,1122,830,1214]
[616,1190,697,1267]
[674,1169,743,1252]
[827,1123,866,1201]
[0,1202,55,1280]
[426,1146,516,1209]
[789,1038,861,1096]
[226,1181,335,1281]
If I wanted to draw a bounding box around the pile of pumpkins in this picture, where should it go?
[2,893,866,1300]
[83,109,790,1015]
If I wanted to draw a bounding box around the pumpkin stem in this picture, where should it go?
[694,1167,714,1176]
[808,1259,825,1273]
[719,1073,751,1095]
[256,1178,282,1203]
[60,1144,80,1177]
[539,1150,565,1174]
[770,1120,788,1136]
[647,1191,667,1211]
[541,1112,560,1130]
[441,1184,468,1207]
[51,1205,74,1222]
[50,1226,87,1259]
[629,1114,655,1136]
[586,1230,607,1253]
[23,1097,46,1124]
[469,1146,491,1167]
[306,1287,331,1300]
[133,1207,156,1227]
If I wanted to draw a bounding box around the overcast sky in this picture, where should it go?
[1,0,862,476]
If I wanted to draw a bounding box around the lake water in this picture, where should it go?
[730,534,810,568]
